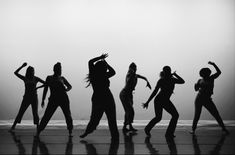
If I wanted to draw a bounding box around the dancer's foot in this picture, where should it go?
[129,127,138,132]
[79,133,88,138]
[144,128,151,137]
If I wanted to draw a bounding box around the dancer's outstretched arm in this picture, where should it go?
[142,81,160,109]
[137,74,151,89]
[41,77,49,108]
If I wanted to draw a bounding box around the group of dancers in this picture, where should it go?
[9,53,229,141]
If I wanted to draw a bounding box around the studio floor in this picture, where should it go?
[0,121,235,155]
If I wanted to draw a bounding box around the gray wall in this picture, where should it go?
[0,0,235,120]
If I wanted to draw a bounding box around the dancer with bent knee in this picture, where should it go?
[142,66,185,138]
[80,54,119,141]
[10,62,45,131]
[37,62,73,136]
[120,62,151,133]
[190,61,229,134]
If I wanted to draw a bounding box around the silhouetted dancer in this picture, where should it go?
[10,63,45,131]
[145,137,159,155]
[80,54,119,141]
[142,66,185,138]
[37,62,73,136]
[190,61,229,135]
[120,62,151,133]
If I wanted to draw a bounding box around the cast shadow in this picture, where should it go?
[192,134,227,155]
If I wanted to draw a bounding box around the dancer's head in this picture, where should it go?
[162,66,171,78]
[129,62,137,73]
[160,71,164,78]
[199,68,211,78]
[25,66,34,79]
[53,62,62,76]
[94,60,107,75]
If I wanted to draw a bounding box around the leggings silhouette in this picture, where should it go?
[80,54,119,140]
[191,62,228,134]
[143,66,184,137]
[11,63,45,130]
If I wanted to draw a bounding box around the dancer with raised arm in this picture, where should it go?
[10,62,45,131]
[80,54,119,141]
[120,62,151,132]
[37,62,73,136]
[190,61,229,134]
[143,66,185,138]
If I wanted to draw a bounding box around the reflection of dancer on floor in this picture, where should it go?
[192,134,227,155]
[10,63,45,131]
[80,54,119,141]
[123,131,137,155]
[190,61,229,135]
[145,137,159,155]
[37,62,73,136]
[120,62,151,132]
[143,66,185,138]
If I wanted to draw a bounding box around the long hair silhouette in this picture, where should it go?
[80,53,119,141]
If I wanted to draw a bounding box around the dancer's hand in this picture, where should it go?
[146,82,151,90]
[22,62,27,67]
[208,61,215,65]
[142,103,149,109]
[100,53,108,60]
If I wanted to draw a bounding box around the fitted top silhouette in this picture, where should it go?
[24,77,42,95]
[91,74,110,91]
[124,70,137,92]
[157,78,177,97]
[89,61,113,92]
[156,77,182,98]
[45,75,69,96]
[195,77,215,96]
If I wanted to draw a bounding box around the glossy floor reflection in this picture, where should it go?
[0,125,235,154]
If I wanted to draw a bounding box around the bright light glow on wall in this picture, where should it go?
[0,0,235,120]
